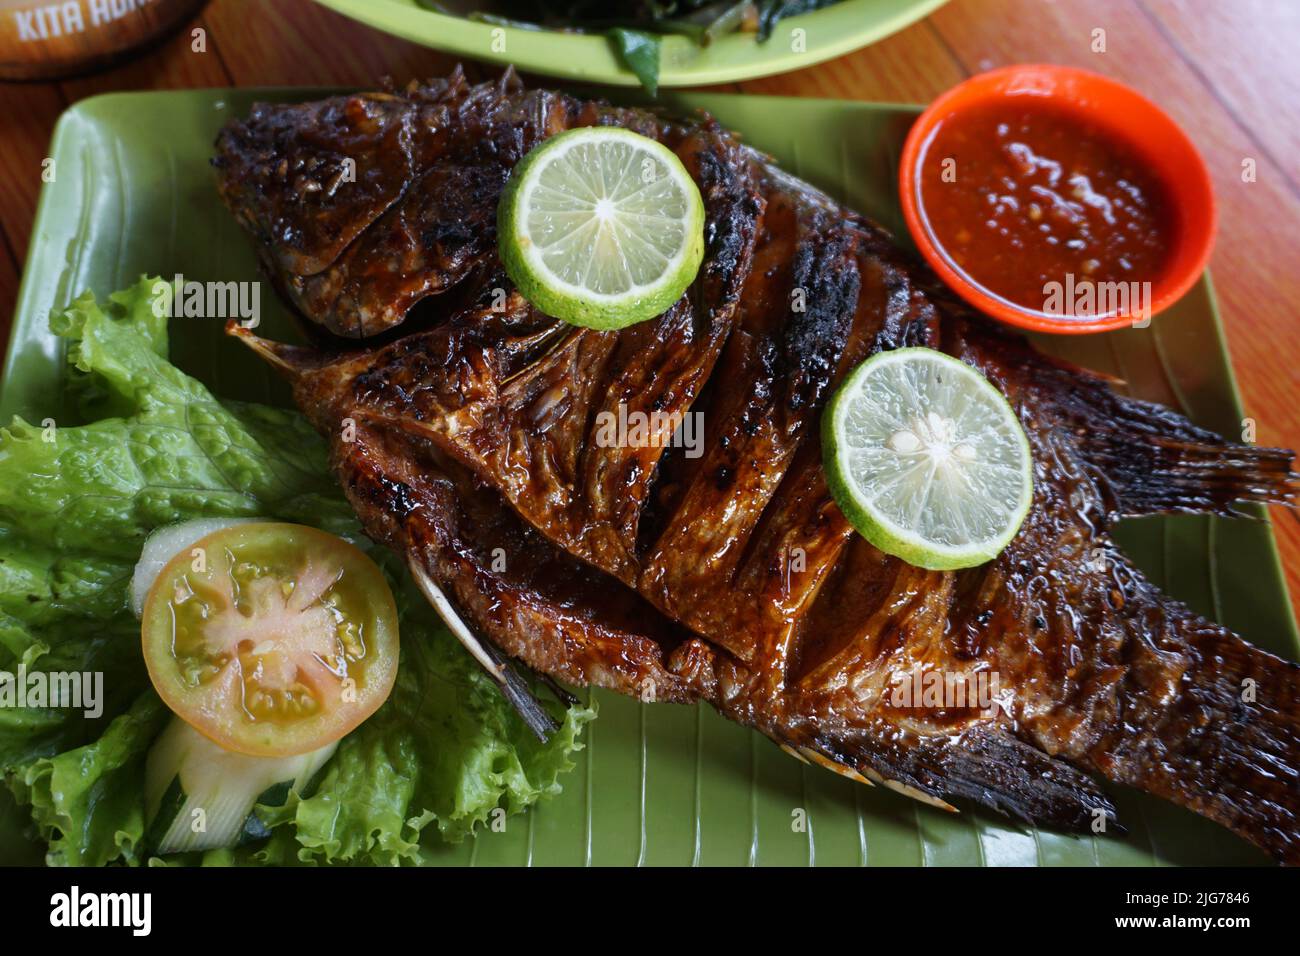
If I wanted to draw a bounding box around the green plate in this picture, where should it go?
[3,88,1295,866]
[312,0,949,88]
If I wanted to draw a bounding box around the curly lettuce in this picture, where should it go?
[0,278,594,866]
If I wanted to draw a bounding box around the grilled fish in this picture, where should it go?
[215,69,1300,863]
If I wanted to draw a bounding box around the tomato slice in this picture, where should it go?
[142,522,399,757]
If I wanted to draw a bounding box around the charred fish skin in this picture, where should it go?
[214,68,749,340]
[220,72,1300,864]
[223,77,766,705]
[232,316,1121,838]
[215,70,563,338]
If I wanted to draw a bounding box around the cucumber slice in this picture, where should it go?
[144,717,337,855]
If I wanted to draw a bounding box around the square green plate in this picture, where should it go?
[2,89,1295,866]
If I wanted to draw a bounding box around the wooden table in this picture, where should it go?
[1,0,1296,619]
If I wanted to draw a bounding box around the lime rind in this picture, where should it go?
[499,127,705,330]
[822,347,1033,571]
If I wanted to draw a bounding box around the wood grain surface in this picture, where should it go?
[0,0,1296,618]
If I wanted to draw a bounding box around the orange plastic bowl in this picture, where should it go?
[898,64,1217,334]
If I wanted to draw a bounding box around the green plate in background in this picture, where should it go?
[2,88,1295,866]
[312,0,949,88]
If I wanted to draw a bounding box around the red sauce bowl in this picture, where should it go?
[899,64,1217,334]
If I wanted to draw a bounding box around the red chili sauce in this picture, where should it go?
[916,98,1176,317]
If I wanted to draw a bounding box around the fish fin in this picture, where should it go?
[407,554,508,681]
[779,743,811,765]
[1092,601,1300,865]
[926,728,1119,831]
[810,725,1118,833]
[1025,348,1296,518]
[407,552,559,742]
[794,745,877,788]
[226,321,334,381]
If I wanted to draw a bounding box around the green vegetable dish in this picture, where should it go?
[0,279,594,866]
[423,1,844,92]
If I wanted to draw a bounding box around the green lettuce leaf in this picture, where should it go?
[0,278,594,866]
[249,595,594,864]
[8,692,169,867]
[609,28,661,97]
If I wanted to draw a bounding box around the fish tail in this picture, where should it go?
[1094,608,1300,864]
[1025,351,1297,517]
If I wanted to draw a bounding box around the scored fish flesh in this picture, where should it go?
[216,69,1300,863]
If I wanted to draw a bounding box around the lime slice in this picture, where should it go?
[822,347,1033,570]
[498,127,705,329]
